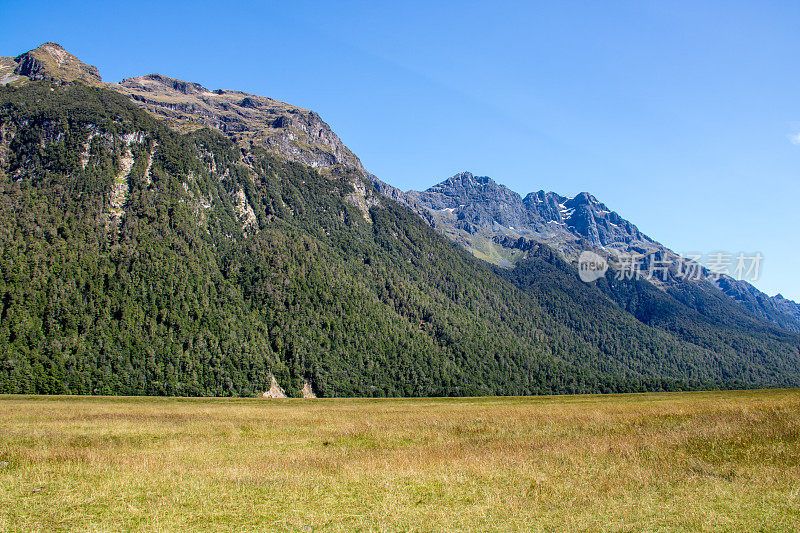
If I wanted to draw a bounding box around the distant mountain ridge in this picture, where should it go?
[400,171,667,259]
[406,171,662,259]
[399,171,800,332]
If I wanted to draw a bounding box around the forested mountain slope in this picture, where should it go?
[0,82,799,397]
[500,245,800,389]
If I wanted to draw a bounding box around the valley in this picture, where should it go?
[2,390,799,531]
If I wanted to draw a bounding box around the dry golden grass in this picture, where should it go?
[1,390,799,531]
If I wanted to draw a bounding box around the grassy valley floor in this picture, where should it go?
[1,390,799,531]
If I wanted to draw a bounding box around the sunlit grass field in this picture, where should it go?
[1,389,799,531]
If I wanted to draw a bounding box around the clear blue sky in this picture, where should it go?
[2,0,799,300]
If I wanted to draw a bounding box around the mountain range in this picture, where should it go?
[392,172,800,333]
[0,42,798,397]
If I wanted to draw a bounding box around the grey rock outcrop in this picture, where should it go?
[406,171,662,261]
[6,42,102,85]
[404,170,800,332]
[113,74,365,172]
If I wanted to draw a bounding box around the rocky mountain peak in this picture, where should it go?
[10,42,102,85]
[563,192,611,214]
[1,43,366,174]
[423,172,520,203]
[402,170,800,332]
[449,170,475,181]
[410,171,522,212]
[446,171,488,185]
[431,171,499,194]
[404,171,664,264]
[112,72,366,172]
[566,192,595,206]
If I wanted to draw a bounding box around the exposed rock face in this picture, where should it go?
[233,189,258,232]
[405,171,664,265]
[301,380,317,398]
[772,294,800,324]
[108,144,135,229]
[262,375,287,398]
[410,172,662,252]
[111,74,365,172]
[523,190,564,224]
[1,44,366,168]
[4,42,102,85]
[0,57,23,86]
[0,121,16,167]
[408,172,529,232]
[405,171,800,332]
[368,175,434,226]
[110,73,384,218]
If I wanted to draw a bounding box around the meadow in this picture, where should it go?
[1,389,799,531]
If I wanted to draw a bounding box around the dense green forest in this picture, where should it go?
[500,246,800,389]
[0,82,798,396]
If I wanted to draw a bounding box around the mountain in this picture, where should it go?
[404,170,680,265]
[1,43,364,171]
[404,171,663,262]
[111,73,365,173]
[1,42,799,397]
[403,171,800,333]
[773,294,800,324]
[0,42,102,86]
